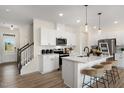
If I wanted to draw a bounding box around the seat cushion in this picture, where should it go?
[80,68,96,77]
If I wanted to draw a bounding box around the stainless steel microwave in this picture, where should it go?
[56,38,67,46]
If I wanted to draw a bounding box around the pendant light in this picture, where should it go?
[98,13,102,33]
[84,5,88,32]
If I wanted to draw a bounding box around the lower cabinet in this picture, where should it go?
[40,54,59,74]
[115,53,124,68]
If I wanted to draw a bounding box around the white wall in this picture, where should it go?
[19,24,33,48]
[0,24,33,63]
[88,26,124,46]
[0,27,20,63]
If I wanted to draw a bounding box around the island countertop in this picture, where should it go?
[62,55,113,63]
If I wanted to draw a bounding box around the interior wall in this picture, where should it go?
[0,27,20,63]
[78,26,89,55]
[19,24,33,48]
[88,25,124,47]
[0,24,33,63]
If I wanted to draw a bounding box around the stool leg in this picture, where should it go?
[115,67,120,79]
[82,75,85,88]
[106,70,110,88]
[102,76,107,88]
[90,76,92,87]
[112,68,116,83]
[110,70,115,85]
[95,77,98,88]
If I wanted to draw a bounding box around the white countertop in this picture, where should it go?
[38,53,59,56]
[62,55,113,63]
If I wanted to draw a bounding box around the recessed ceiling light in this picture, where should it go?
[6,9,11,12]
[76,20,80,23]
[114,21,118,24]
[59,13,63,17]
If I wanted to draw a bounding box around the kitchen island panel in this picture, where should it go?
[62,56,112,88]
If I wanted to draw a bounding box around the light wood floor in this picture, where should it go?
[0,62,124,88]
[0,62,64,88]
[91,69,124,88]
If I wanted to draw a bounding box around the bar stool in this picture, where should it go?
[80,64,105,88]
[109,60,120,83]
[92,64,107,88]
[80,68,96,88]
[100,61,115,87]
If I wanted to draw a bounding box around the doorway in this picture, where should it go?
[0,27,19,64]
[2,34,17,63]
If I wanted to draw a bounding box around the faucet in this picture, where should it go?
[84,46,90,57]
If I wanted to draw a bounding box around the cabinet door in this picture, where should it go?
[43,55,53,73]
[51,55,59,69]
[43,55,59,73]
[47,29,56,45]
[68,32,76,46]
[41,28,56,45]
[41,29,48,45]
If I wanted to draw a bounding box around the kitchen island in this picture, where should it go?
[62,55,113,88]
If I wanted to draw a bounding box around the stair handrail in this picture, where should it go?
[19,43,29,51]
[20,42,34,53]
[17,42,34,74]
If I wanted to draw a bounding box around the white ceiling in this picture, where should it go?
[0,5,124,28]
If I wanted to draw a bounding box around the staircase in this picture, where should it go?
[17,42,34,74]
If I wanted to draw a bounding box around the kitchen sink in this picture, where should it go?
[77,55,88,57]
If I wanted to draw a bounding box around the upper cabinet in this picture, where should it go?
[41,28,48,45]
[40,28,56,46]
[40,27,77,46]
[67,31,76,46]
[47,29,56,45]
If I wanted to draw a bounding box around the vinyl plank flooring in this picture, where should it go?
[0,62,64,88]
[0,62,124,88]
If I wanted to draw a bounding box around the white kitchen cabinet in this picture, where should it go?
[40,28,77,46]
[40,54,59,74]
[40,28,56,45]
[56,30,64,38]
[60,30,76,46]
[67,32,76,46]
[47,29,56,45]
[115,53,124,68]
[41,28,48,45]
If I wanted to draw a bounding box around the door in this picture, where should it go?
[2,34,17,63]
